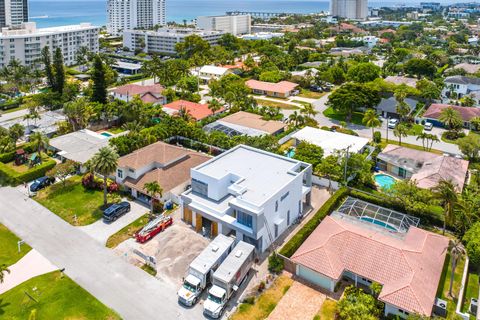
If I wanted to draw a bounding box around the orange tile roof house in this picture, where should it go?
[245,79,298,98]
[162,100,225,121]
[110,83,167,105]
[292,199,449,318]
[115,142,210,204]
[423,103,480,129]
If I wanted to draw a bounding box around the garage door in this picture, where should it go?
[297,265,332,291]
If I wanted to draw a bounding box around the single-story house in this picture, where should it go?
[112,60,142,75]
[110,83,167,105]
[377,144,469,192]
[49,129,112,172]
[0,110,65,138]
[198,65,232,83]
[245,80,298,98]
[452,63,480,74]
[292,203,449,318]
[384,76,418,88]
[162,100,224,121]
[375,96,418,118]
[115,141,211,204]
[422,103,480,129]
[291,126,369,157]
[203,111,287,137]
[290,68,319,78]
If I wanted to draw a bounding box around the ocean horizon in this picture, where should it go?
[28,0,443,28]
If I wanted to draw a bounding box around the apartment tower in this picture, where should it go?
[330,0,368,20]
[0,0,28,27]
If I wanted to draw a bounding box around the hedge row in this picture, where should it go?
[0,160,56,185]
[280,187,349,258]
[0,143,37,163]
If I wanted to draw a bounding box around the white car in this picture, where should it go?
[424,122,433,131]
[388,119,399,129]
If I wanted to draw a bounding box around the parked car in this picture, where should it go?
[309,85,322,92]
[29,176,55,193]
[424,122,433,131]
[388,118,399,129]
[103,201,131,222]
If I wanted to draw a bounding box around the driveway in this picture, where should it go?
[0,186,204,320]
[78,200,148,245]
[267,280,326,320]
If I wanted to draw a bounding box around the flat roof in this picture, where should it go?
[49,129,109,164]
[190,234,235,275]
[213,241,255,284]
[292,127,369,156]
[194,145,309,206]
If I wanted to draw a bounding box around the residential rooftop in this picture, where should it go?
[444,75,480,85]
[163,100,221,121]
[245,79,298,94]
[423,103,480,122]
[215,111,286,136]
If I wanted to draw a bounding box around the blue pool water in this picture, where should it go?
[286,149,295,158]
[374,174,396,190]
[360,217,397,232]
[101,132,113,137]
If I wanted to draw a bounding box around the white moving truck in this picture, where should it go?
[178,234,235,306]
[203,241,255,318]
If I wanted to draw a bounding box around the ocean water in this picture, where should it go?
[28,0,424,28]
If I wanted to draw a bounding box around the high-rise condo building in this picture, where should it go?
[330,0,368,20]
[107,0,166,36]
[0,0,28,27]
[196,14,251,35]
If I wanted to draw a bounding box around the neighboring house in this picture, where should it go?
[204,111,287,137]
[49,129,112,172]
[181,145,313,251]
[0,110,65,138]
[198,65,232,83]
[377,144,469,192]
[292,198,449,319]
[384,75,418,88]
[110,83,167,105]
[422,103,480,129]
[290,68,319,78]
[112,60,142,75]
[162,100,224,121]
[350,35,379,47]
[452,63,480,74]
[375,96,418,119]
[443,75,480,100]
[291,127,369,157]
[115,141,210,204]
[245,80,298,98]
[329,47,366,56]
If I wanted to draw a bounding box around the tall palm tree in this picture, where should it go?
[29,132,49,162]
[300,103,318,119]
[90,147,119,208]
[208,99,222,115]
[416,132,428,150]
[393,123,408,146]
[288,111,305,127]
[177,106,194,122]
[433,179,458,235]
[448,240,465,297]
[143,181,163,220]
[362,109,381,137]
[0,264,10,283]
[426,134,439,151]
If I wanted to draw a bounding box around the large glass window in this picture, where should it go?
[237,211,253,228]
[192,178,208,197]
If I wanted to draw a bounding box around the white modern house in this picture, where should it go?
[443,75,480,101]
[181,145,312,252]
[197,65,232,83]
[196,14,251,35]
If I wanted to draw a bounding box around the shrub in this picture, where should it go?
[0,142,37,163]
[0,160,56,185]
[268,253,284,274]
[107,182,120,193]
[373,131,381,143]
[258,281,266,292]
[280,187,349,257]
[82,173,100,190]
[242,296,255,304]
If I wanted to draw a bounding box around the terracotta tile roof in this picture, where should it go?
[162,100,224,121]
[292,215,449,316]
[423,103,480,122]
[245,80,298,94]
[219,111,287,134]
[112,84,165,96]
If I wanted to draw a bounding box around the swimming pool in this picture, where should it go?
[360,216,397,231]
[286,149,295,158]
[100,132,113,137]
[374,174,396,190]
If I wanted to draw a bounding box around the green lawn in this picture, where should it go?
[462,268,479,315]
[254,98,299,110]
[406,124,424,136]
[314,299,337,320]
[106,214,149,248]
[35,176,104,226]
[0,271,120,320]
[437,253,467,319]
[107,126,125,134]
[0,223,31,266]
[4,154,51,173]
[380,139,443,155]
[322,106,364,125]
[298,89,326,99]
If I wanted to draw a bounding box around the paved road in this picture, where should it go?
[311,93,462,155]
[0,187,203,320]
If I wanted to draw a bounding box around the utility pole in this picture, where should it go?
[343,146,350,186]
[386,116,390,143]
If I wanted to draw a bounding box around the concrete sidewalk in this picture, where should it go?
[0,249,58,294]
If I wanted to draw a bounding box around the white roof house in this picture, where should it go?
[292,127,369,156]
[49,129,111,164]
[198,65,231,81]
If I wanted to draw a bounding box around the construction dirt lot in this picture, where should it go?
[114,209,210,287]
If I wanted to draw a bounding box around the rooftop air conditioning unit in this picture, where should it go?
[434,298,447,317]
[469,298,478,315]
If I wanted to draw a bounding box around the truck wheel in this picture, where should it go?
[193,297,198,305]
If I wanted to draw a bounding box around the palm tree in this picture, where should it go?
[90,147,119,208]
[122,120,144,133]
[448,240,465,297]
[393,123,408,146]
[288,111,305,127]
[416,132,428,150]
[29,132,49,162]
[300,103,318,119]
[433,179,458,235]
[208,99,222,115]
[177,106,194,122]
[426,134,439,151]
[0,264,10,283]
[362,109,381,137]
[143,181,163,220]
[439,107,463,130]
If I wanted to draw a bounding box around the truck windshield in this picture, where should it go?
[183,281,197,292]
[208,293,222,304]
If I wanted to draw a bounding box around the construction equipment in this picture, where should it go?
[135,215,173,243]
